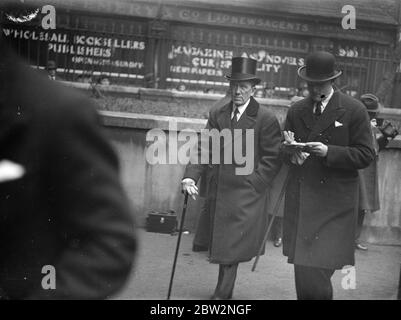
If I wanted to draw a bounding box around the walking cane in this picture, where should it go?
[167,192,189,300]
[252,172,290,272]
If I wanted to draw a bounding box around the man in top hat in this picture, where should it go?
[281,51,375,299]
[356,93,398,251]
[182,57,282,299]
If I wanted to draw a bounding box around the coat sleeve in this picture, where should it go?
[183,111,218,183]
[247,112,283,192]
[279,107,295,166]
[325,106,375,170]
[30,99,137,299]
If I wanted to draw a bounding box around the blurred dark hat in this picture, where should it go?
[298,51,342,82]
[360,93,380,113]
[225,57,261,84]
[46,60,56,70]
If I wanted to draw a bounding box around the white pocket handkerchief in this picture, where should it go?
[0,160,26,183]
[334,121,343,127]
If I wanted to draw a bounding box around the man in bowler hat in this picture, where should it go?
[281,51,375,299]
[182,57,282,299]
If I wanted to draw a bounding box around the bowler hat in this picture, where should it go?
[360,93,380,113]
[225,57,261,84]
[298,51,342,82]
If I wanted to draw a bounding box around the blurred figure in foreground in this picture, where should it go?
[356,93,398,251]
[0,15,137,299]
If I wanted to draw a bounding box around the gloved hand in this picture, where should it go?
[181,178,198,200]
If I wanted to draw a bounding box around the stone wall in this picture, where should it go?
[64,81,401,245]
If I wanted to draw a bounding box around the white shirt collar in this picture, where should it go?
[315,87,334,113]
[231,98,251,120]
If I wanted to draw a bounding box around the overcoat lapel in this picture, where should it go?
[299,96,315,131]
[235,96,258,130]
[216,96,259,131]
[216,102,232,131]
[215,97,259,162]
[231,97,258,154]
[214,102,234,156]
[307,91,346,141]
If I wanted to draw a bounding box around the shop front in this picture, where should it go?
[2,0,397,102]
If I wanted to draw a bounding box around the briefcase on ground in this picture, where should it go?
[146,210,177,234]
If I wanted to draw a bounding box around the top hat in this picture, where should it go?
[360,93,380,113]
[225,57,261,84]
[298,51,342,82]
[46,60,56,70]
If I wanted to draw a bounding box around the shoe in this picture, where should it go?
[274,238,282,247]
[192,244,208,252]
[355,243,368,251]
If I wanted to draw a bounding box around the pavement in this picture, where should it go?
[114,228,401,300]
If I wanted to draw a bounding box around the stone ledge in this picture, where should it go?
[64,79,400,148]
[379,108,401,121]
[60,80,140,94]
[362,226,401,246]
[387,136,401,149]
[62,81,401,115]
[99,109,401,149]
[99,110,207,131]
[60,80,291,106]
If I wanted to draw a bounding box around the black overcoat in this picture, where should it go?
[282,91,374,269]
[185,97,282,264]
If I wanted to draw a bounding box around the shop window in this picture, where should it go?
[3,12,148,85]
[166,24,308,95]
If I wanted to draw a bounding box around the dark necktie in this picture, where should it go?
[315,101,323,116]
[231,107,240,126]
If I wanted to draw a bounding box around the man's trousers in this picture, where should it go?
[213,264,239,299]
[294,264,335,300]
